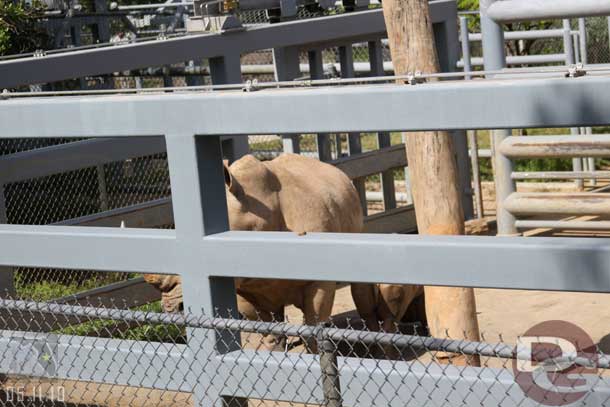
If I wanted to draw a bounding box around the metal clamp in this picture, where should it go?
[406,71,426,85]
[242,79,259,92]
[566,63,586,78]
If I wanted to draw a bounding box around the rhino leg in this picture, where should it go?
[377,284,423,330]
[373,284,423,359]
[302,282,336,353]
[237,294,286,351]
[350,283,380,331]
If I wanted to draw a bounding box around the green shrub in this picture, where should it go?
[0,0,48,56]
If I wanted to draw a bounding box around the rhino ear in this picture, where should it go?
[223,160,238,194]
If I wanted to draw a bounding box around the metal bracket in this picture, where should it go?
[186,14,244,33]
[566,63,586,78]
[406,71,426,85]
[242,79,259,92]
[33,49,47,58]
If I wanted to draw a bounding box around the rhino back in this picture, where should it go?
[265,154,363,233]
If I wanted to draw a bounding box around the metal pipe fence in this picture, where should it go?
[2,2,610,403]
[2,69,610,404]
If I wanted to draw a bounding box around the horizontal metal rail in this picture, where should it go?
[0,137,166,184]
[0,2,455,88]
[4,225,610,291]
[516,220,610,231]
[7,325,598,407]
[499,135,610,158]
[504,192,610,216]
[3,76,610,137]
[329,144,407,180]
[362,206,417,234]
[52,198,173,228]
[466,29,577,42]
[456,53,566,68]
[512,171,610,180]
[0,225,177,274]
[486,0,610,23]
[115,1,194,9]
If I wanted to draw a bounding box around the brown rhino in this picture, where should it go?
[144,153,363,349]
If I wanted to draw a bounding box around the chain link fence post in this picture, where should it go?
[317,324,342,407]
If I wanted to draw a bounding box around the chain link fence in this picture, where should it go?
[586,17,610,64]
[0,297,608,406]
[0,138,171,300]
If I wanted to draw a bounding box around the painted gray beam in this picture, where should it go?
[2,332,607,407]
[467,29,572,41]
[369,39,396,211]
[0,225,177,274]
[0,137,166,183]
[6,222,610,292]
[53,197,173,228]
[0,1,454,88]
[455,53,567,67]
[273,46,302,154]
[53,276,161,307]
[209,53,250,161]
[199,231,610,293]
[0,331,194,392]
[487,0,610,23]
[3,76,610,137]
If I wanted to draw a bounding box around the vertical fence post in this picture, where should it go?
[573,34,581,65]
[578,18,596,185]
[369,39,397,210]
[443,13,474,220]
[460,16,484,219]
[94,0,111,43]
[481,0,518,236]
[460,16,472,80]
[166,134,243,407]
[578,18,588,65]
[308,50,333,161]
[0,183,15,297]
[608,16,610,58]
[317,328,342,407]
[274,47,302,154]
[339,44,368,215]
[586,127,596,186]
[96,165,109,211]
[186,60,205,87]
[563,20,585,191]
[210,53,250,161]
[158,25,174,88]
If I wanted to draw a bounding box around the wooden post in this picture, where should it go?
[381,0,480,365]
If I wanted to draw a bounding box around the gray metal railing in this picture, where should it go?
[2,69,610,404]
[480,0,610,234]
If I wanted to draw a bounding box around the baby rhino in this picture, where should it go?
[144,153,363,349]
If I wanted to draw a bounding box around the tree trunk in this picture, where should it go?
[381,0,481,366]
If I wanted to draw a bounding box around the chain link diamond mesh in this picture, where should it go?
[0,297,608,406]
[0,140,173,299]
